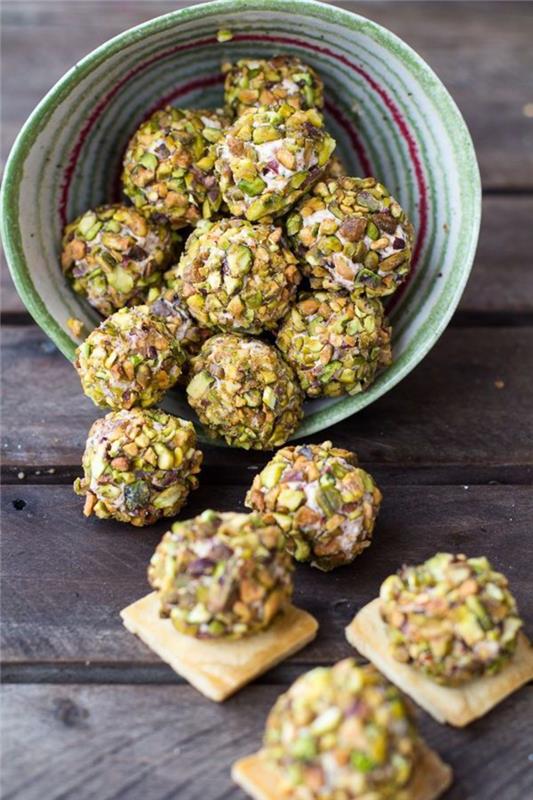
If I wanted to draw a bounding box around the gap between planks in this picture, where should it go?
[1,661,326,686]
[2,464,533,487]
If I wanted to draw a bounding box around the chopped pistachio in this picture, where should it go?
[165,218,301,335]
[215,103,335,222]
[380,553,523,685]
[223,56,324,117]
[74,408,202,526]
[245,441,381,570]
[66,317,84,338]
[263,659,416,798]
[75,305,185,409]
[122,106,231,229]
[287,176,414,297]
[147,286,211,381]
[148,510,293,638]
[277,290,392,398]
[61,204,177,316]
[187,334,303,450]
[216,29,233,43]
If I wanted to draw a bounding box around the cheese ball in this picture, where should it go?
[263,659,417,800]
[187,334,304,450]
[122,106,230,229]
[74,408,202,526]
[223,56,324,117]
[61,204,176,316]
[380,553,523,686]
[287,176,414,296]
[245,441,381,570]
[215,104,336,222]
[166,218,301,334]
[276,291,392,398]
[75,305,184,409]
[148,510,293,638]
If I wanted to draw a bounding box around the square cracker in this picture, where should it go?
[232,742,452,800]
[120,592,318,702]
[346,598,533,727]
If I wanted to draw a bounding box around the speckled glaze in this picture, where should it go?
[0,0,481,443]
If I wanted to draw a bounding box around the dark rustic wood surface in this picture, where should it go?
[3,483,532,671]
[1,2,532,799]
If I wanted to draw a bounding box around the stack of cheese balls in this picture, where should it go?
[65,55,413,459]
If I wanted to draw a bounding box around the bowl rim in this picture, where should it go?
[0,0,481,439]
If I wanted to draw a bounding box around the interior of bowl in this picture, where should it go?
[1,0,480,441]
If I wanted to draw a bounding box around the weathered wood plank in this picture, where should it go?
[2,325,532,472]
[2,682,532,800]
[2,483,531,668]
[459,197,533,315]
[2,2,533,187]
[3,196,533,316]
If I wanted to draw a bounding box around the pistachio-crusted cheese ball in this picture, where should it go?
[74,408,202,526]
[264,659,417,799]
[187,334,304,450]
[287,176,414,297]
[148,510,293,638]
[245,441,381,570]
[223,56,324,117]
[380,553,523,686]
[215,104,336,222]
[277,292,392,398]
[61,204,176,316]
[75,305,184,409]
[122,106,230,229]
[166,218,301,334]
[148,286,211,367]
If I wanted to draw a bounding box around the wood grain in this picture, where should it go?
[3,482,531,668]
[4,196,533,316]
[1,5,532,800]
[2,682,532,800]
[2,324,532,474]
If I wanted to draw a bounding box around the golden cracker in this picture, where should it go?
[346,598,533,727]
[121,592,318,702]
[232,742,452,800]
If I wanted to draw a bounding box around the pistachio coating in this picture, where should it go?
[74,408,202,526]
[148,286,211,369]
[122,106,230,229]
[223,56,324,117]
[276,292,392,398]
[75,305,184,409]
[187,334,304,450]
[215,104,336,222]
[380,553,523,686]
[245,441,381,570]
[61,204,176,316]
[287,176,414,297]
[148,510,293,638]
[166,218,301,334]
[264,659,417,799]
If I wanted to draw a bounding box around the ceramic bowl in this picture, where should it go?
[1,0,481,441]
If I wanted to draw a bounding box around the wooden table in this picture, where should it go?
[2,2,533,798]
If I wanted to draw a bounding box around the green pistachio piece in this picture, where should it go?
[187,370,214,400]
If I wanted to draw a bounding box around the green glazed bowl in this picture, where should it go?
[1,0,481,441]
